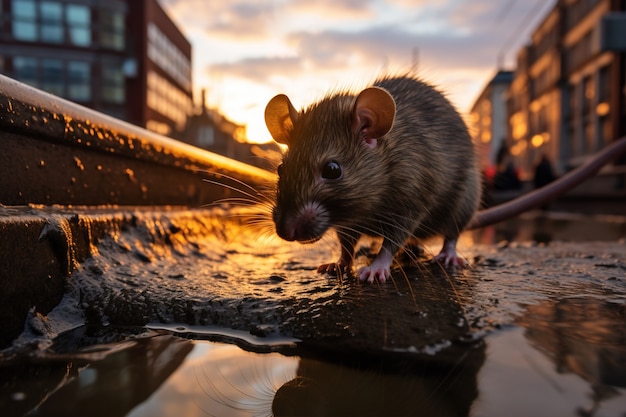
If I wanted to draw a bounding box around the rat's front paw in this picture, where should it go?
[317,262,352,277]
[358,265,391,284]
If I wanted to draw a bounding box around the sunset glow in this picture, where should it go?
[160,0,557,144]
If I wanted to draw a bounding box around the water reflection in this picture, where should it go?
[271,348,485,417]
[517,297,626,416]
[2,334,193,417]
[3,311,626,417]
[471,212,626,245]
[129,342,298,417]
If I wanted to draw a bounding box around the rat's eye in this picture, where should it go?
[321,161,342,180]
[277,164,284,176]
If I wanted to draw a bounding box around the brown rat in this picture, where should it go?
[265,75,481,283]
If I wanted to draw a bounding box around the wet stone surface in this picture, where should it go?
[8,207,625,366]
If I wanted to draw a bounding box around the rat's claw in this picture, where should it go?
[432,238,468,268]
[358,265,391,283]
[317,262,351,276]
[432,252,468,267]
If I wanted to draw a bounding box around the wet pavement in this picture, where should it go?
[0,206,625,416]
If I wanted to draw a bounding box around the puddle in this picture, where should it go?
[2,313,625,417]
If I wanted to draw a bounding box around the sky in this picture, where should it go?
[159,0,557,144]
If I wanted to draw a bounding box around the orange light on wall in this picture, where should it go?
[531,134,544,148]
[596,102,610,117]
[510,112,527,140]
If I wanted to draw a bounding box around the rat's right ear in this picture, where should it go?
[265,94,298,145]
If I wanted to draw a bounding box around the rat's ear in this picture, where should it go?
[353,87,396,149]
[265,94,298,146]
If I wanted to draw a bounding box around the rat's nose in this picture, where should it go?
[276,223,297,241]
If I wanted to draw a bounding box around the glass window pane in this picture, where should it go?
[13,21,37,41]
[12,0,36,19]
[69,27,91,46]
[40,2,62,22]
[13,56,38,87]
[100,11,125,50]
[40,2,63,43]
[66,4,89,24]
[102,65,124,103]
[66,5,91,45]
[67,61,91,101]
[42,59,64,96]
[41,24,63,43]
[12,0,37,40]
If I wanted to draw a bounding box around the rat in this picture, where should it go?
[265,75,481,283]
[264,75,626,284]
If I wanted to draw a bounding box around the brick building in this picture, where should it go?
[0,0,193,140]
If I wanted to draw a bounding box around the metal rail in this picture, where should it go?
[0,74,275,206]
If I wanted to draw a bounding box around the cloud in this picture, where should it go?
[288,0,377,20]
[159,0,558,120]
[209,56,303,83]
[207,23,502,88]
[206,2,280,39]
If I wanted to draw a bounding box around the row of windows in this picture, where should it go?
[567,65,612,156]
[147,22,191,91]
[10,55,124,104]
[146,70,192,131]
[9,0,125,51]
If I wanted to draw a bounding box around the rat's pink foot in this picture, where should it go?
[358,265,391,283]
[432,238,468,267]
[358,247,394,283]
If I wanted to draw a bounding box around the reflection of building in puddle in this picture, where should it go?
[3,333,193,417]
[517,297,626,412]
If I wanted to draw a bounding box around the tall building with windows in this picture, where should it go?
[0,0,192,140]
[505,0,626,179]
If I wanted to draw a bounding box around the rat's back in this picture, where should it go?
[373,75,481,241]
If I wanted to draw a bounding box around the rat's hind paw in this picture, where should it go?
[432,251,468,268]
[431,238,468,268]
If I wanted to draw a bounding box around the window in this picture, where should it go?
[13,56,38,87]
[41,59,63,96]
[12,56,93,102]
[100,10,125,50]
[147,23,191,91]
[40,1,63,43]
[146,70,191,130]
[67,61,91,101]
[102,65,125,103]
[66,5,91,46]
[11,0,92,46]
[12,0,37,41]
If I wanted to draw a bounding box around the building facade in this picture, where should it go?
[505,0,626,179]
[469,70,513,175]
[0,0,192,139]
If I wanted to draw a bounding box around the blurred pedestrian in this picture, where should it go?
[533,154,556,210]
[493,144,522,191]
[534,154,555,189]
